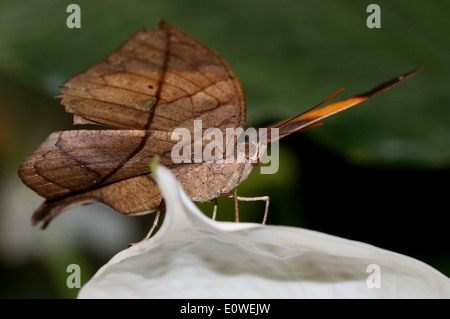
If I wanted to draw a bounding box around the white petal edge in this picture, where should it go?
[78,165,450,299]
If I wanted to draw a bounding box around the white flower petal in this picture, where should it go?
[78,165,450,299]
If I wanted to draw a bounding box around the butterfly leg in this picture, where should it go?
[219,190,270,224]
[233,189,239,222]
[234,195,270,225]
[129,199,164,246]
[212,198,218,221]
[217,189,239,222]
[143,210,161,239]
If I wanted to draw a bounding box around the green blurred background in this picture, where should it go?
[0,0,449,298]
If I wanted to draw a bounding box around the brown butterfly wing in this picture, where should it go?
[19,21,247,227]
[29,174,164,229]
[19,130,177,198]
[18,129,176,227]
[60,21,246,132]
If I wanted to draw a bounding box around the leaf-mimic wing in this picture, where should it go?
[60,21,246,132]
[19,129,176,227]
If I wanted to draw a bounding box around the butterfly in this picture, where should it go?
[18,21,422,229]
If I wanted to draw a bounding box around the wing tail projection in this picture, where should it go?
[265,67,423,143]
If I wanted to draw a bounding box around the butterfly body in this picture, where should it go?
[173,162,255,202]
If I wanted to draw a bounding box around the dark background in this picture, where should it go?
[0,0,449,298]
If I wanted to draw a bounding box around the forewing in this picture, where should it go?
[60,21,246,132]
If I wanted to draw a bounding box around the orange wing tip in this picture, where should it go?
[357,66,424,99]
[267,67,423,141]
[299,122,324,131]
